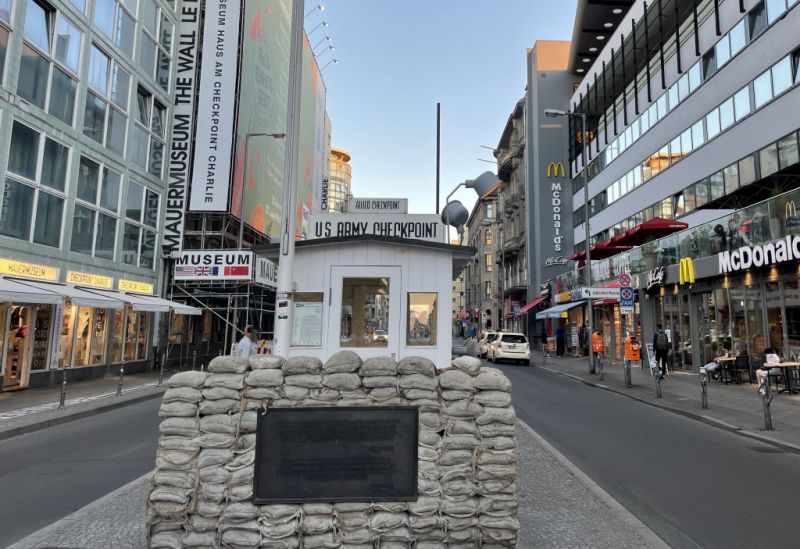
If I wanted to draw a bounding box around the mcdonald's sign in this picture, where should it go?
[678,257,695,285]
[546,161,566,178]
[786,200,797,219]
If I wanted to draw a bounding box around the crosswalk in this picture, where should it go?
[0,382,159,422]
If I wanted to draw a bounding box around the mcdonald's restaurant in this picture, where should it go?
[644,233,800,375]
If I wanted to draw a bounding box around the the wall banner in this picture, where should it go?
[189,0,241,211]
[163,0,202,251]
[174,250,254,280]
[309,214,444,243]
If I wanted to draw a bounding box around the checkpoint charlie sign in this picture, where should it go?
[309,213,444,243]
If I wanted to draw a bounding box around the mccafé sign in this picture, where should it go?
[718,235,800,273]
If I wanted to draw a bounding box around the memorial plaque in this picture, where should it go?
[254,407,419,503]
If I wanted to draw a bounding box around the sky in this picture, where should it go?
[315,0,578,215]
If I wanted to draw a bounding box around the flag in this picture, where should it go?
[225,266,249,276]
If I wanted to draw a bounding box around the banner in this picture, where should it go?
[254,256,278,289]
[162,0,201,251]
[174,250,254,280]
[309,214,444,243]
[189,0,241,211]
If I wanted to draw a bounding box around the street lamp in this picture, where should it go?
[316,44,335,58]
[305,3,324,17]
[321,58,339,71]
[313,35,332,51]
[441,171,503,242]
[307,20,328,36]
[544,107,595,374]
[238,132,287,249]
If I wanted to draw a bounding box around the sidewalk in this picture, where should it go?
[8,419,668,549]
[536,352,800,451]
[0,369,167,441]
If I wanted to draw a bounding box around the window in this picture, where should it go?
[715,35,731,69]
[484,253,492,272]
[695,180,709,208]
[705,108,721,140]
[17,6,82,124]
[131,86,166,176]
[485,229,492,246]
[0,26,8,86]
[0,0,11,22]
[72,156,121,260]
[710,172,725,201]
[139,0,172,92]
[739,156,757,187]
[733,86,751,121]
[83,44,128,154]
[777,132,799,169]
[759,143,779,176]
[691,120,705,149]
[1,122,67,246]
[95,0,137,57]
[486,202,495,219]
[750,1,768,38]
[753,70,773,108]
[729,20,747,57]
[407,293,437,346]
[718,97,735,131]
[340,278,390,348]
[122,181,158,268]
[766,0,787,24]
[771,56,793,97]
[723,163,739,195]
[485,281,492,299]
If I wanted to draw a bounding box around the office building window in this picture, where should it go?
[83,44,129,155]
[122,181,159,268]
[484,253,492,272]
[1,121,68,246]
[95,0,137,57]
[766,0,788,25]
[0,0,12,22]
[733,86,751,121]
[17,2,82,125]
[407,293,437,346]
[131,86,166,177]
[759,143,780,177]
[71,156,121,259]
[139,0,172,92]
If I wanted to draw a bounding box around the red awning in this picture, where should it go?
[613,217,688,246]
[569,241,633,261]
[592,298,619,306]
[519,296,546,315]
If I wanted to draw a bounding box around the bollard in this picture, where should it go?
[756,369,773,431]
[624,359,632,388]
[58,367,68,409]
[193,350,197,371]
[654,367,662,398]
[200,362,205,372]
[700,367,708,410]
[158,354,165,386]
[116,364,124,396]
[598,356,604,382]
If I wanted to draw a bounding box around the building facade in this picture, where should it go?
[328,147,352,213]
[463,193,501,332]
[0,0,183,390]
[550,0,800,367]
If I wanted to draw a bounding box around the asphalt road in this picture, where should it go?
[0,398,161,547]
[493,359,800,549]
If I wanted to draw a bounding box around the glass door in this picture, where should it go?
[4,305,32,389]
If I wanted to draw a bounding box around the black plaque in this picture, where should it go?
[254,407,419,503]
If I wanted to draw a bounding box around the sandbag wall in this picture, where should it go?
[147,351,519,548]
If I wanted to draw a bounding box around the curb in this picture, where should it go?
[536,364,800,454]
[517,419,671,549]
[6,472,151,549]
[0,386,165,442]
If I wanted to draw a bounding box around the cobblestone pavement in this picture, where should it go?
[7,475,148,549]
[10,420,666,548]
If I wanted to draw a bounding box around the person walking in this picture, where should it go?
[236,325,257,358]
[653,324,670,379]
[555,325,566,357]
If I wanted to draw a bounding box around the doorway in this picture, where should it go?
[3,305,32,390]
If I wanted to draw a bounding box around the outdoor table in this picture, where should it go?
[716,357,736,383]
[763,362,800,395]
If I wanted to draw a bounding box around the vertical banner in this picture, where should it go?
[189,0,242,211]
[161,0,201,251]
[49,301,64,370]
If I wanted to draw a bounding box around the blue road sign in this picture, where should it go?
[620,286,634,313]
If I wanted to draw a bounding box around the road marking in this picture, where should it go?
[0,382,159,422]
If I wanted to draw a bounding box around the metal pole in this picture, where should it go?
[655,367,663,398]
[757,370,773,430]
[192,350,197,371]
[436,102,440,213]
[700,367,708,409]
[158,352,165,386]
[581,112,595,376]
[624,358,632,388]
[58,367,68,409]
[237,134,250,249]
[116,364,124,396]
[273,0,305,357]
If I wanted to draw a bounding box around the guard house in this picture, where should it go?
[259,213,474,366]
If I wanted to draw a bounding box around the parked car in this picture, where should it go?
[488,333,530,365]
[478,332,498,358]
[372,329,388,343]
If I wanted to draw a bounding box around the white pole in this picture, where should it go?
[273,0,305,357]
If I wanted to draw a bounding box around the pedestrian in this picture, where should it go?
[653,324,669,379]
[236,325,257,358]
[555,325,565,357]
[579,322,587,357]
[540,326,548,347]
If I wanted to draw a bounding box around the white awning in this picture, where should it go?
[134,294,202,316]
[14,280,124,309]
[0,276,63,304]
[82,289,202,315]
[535,300,586,320]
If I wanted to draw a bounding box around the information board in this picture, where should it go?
[291,301,323,347]
[254,407,419,503]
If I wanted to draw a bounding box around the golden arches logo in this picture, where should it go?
[679,258,695,285]
[786,201,797,218]
[546,161,566,178]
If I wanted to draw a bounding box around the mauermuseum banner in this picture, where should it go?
[189,0,241,211]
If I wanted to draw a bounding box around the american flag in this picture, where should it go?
[175,266,219,277]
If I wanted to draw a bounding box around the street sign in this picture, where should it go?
[620,286,634,314]
[578,287,620,299]
[619,273,632,287]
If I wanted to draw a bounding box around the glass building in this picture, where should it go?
[0,0,184,390]
[328,147,351,213]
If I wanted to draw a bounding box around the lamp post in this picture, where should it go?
[273,0,305,358]
[316,44,335,59]
[307,20,328,37]
[544,108,594,374]
[321,58,339,71]
[238,133,287,249]
[441,171,503,243]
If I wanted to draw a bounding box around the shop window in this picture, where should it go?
[340,278,389,348]
[30,304,53,371]
[407,293,437,346]
[18,5,81,124]
[759,142,780,176]
[2,122,67,246]
[784,281,800,358]
[112,309,124,362]
[778,132,799,169]
[5,306,33,385]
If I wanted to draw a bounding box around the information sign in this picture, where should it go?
[620,286,635,314]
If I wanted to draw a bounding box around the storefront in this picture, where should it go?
[0,258,197,391]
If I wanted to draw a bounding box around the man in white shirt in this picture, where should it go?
[236,325,256,358]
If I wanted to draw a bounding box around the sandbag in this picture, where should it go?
[477,406,515,425]
[439,449,473,466]
[197,433,236,449]
[243,386,280,400]
[202,386,241,401]
[199,414,239,435]
[474,390,512,408]
[441,390,473,401]
[163,387,203,403]
[208,355,250,374]
[362,375,396,388]
[360,356,397,377]
[159,401,197,418]
[451,356,482,376]
[442,400,482,418]
[199,398,239,415]
[159,417,199,438]
[168,370,210,389]
[324,350,363,373]
[249,355,285,370]
[154,470,196,489]
[398,374,437,391]
[282,385,309,400]
[245,369,284,387]
[283,373,322,388]
[397,356,436,377]
[322,372,361,391]
[474,369,511,392]
[403,388,438,400]
[478,422,516,438]
[204,373,245,391]
[438,370,474,392]
[283,356,322,375]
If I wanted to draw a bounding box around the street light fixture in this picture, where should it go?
[305,3,324,17]
[316,44,335,58]
[321,58,339,71]
[313,35,332,51]
[307,20,329,36]
[238,133,287,249]
[441,171,503,243]
[544,107,595,374]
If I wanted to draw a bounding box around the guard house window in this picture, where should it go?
[18,1,82,125]
[131,86,166,177]
[1,121,67,247]
[122,180,159,269]
[340,278,390,348]
[71,155,121,260]
[407,293,437,346]
[484,253,492,272]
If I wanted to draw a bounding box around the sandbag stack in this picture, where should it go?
[147,352,518,548]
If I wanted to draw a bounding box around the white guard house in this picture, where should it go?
[260,214,474,366]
